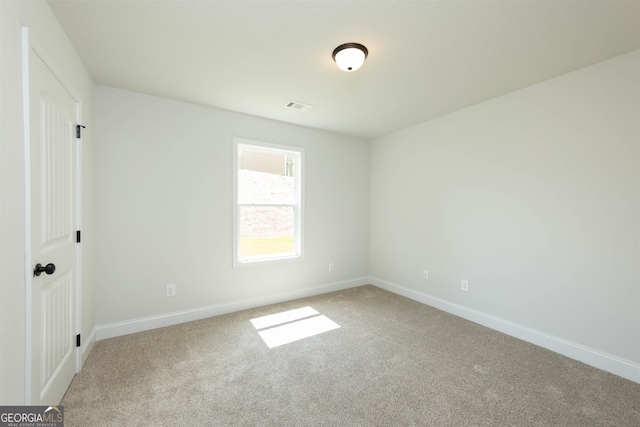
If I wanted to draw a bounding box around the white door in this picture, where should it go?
[27,48,79,405]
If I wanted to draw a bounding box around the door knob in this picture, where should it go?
[34,263,56,277]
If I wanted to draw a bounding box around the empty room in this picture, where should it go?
[1,0,639,425]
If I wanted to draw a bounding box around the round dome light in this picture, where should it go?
[332,43,368,72]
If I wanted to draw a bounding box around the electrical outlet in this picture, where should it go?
[423,270,429,280]
[329,262,335,272]
[461,280,469,292]
[166,284,176,297]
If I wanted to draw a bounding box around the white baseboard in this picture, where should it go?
[76,326,96,373]
[369,276,640,384]
[96,276,369,341]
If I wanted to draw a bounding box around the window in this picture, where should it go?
[233,138,303,266]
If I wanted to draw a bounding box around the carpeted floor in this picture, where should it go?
[61,285,640,426]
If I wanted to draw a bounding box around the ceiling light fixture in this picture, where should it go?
[332,43,368,72]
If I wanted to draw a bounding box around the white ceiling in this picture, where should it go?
[48,0,640,139]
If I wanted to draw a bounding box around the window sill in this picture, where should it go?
[233,253,303,268]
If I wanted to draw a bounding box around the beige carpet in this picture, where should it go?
[61,285,640,426]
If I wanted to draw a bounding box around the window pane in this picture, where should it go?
[238,150,295,204]
[240,206,295,258]
[233,139,303,267]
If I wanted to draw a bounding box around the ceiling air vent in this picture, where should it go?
[285,100,314,112]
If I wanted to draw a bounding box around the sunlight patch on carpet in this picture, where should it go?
[250,306,319,330]
[250,306,340,348]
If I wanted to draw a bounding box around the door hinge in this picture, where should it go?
[76,230,81,243]
[76,124,86,138]
[76,334,81,347]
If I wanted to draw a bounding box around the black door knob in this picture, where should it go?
[34,263,56,277]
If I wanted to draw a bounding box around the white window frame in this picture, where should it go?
[233,138,304,267]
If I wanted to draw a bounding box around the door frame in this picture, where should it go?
[21,25,84,405]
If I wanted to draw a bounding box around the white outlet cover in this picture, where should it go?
[461,280,469,292]
[166,284,176,296]
[423,270,429,280]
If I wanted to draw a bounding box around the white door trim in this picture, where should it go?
[22,24,34,405]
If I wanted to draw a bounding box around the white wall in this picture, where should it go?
[94,86,369,331]
[0,0,94,404]
[370,51,640,380]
